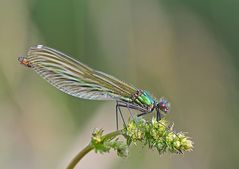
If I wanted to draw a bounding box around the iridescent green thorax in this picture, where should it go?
[132,90,155,110]
[138,91,155,105]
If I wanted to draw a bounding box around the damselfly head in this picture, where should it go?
[157,97,170,113]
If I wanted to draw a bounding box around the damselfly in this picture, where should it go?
[18,45,170,128]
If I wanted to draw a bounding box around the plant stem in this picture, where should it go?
[66,130,122,169]
[66,144,93,169]
[102,130,122,140]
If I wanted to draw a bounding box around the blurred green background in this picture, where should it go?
[1,0,239,168]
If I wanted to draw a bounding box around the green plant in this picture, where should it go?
[66,117,193,169]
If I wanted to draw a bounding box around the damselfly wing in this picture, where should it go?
[18,45,170,126]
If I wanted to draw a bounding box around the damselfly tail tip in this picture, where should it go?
[18,55,24,62]
[18,56,32,68]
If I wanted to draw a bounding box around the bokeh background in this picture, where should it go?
[1,0,239,168]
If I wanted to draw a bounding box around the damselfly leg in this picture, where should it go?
[157,111,161,121]
[116,101,127,130]
[115,101,150,129]
[138,110,161,121]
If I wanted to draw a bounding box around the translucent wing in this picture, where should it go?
[19,45,137,101]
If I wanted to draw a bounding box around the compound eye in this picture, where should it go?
[160,104,168,112]
[158,98,170,113]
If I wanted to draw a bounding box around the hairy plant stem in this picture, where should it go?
[66,130,122,169]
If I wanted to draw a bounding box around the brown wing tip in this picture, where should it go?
[18,56,32,68]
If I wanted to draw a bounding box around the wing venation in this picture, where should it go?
[24,45,137,101]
